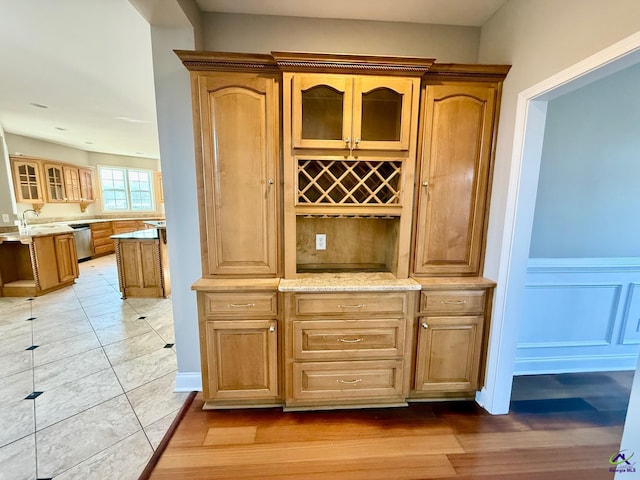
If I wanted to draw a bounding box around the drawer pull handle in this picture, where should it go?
[338,304,365,308]
[338,338,364,343]
[229,303,256,308]
[337,378,362,385]
[422,322,429,329]
[441,300,467,305]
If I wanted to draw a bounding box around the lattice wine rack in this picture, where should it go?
[297,159,402,205]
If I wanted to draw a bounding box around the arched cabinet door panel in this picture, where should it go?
[197,74,280,276]
[414,84,497,276]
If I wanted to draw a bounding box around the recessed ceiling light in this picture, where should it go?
[85,141,94,145]
[30,102,48,109]
[135,151,144,155]
[55,126,67,131]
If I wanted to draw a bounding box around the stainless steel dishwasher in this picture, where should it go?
[70,224,93,261]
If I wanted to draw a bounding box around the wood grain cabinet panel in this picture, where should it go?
[414,316,484,393]
[204,319,279,402]
[54,234,79,283]
[118,240,162,297]
[413,83,498,276]
[196,73,279,276]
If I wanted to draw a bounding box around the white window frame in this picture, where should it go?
[99,166,155,212]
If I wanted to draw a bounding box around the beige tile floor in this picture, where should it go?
[0,254,187,480]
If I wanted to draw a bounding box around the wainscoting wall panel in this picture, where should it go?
[515,258,640,374]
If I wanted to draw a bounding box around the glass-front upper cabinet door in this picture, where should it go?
[352,76,415,151]
[292,74,353,149]
[44,164,66,202]
[12,159,44,203]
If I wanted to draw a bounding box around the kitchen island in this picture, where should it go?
[112,227,171,299]
[0,225,79,296]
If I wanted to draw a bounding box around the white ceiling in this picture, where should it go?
[0,0,508,161]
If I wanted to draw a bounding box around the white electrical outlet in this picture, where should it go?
[1,214,9,223]
[315,233,326,250]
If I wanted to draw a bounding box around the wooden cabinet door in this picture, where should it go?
[204,320,278,401]
[63,166,81,201]
[414,316,483,392]
[352,76,416,151]
[154,172,163,203]
[78,168,95,201]
[119,240,162,296]
[292,74,353,149]
[11,158,44,203]
[413,84,497,276]
[198,74,279,276]
[43,163,66,202]
[54,234,79,283]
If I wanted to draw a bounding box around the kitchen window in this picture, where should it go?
[99,166,154,211]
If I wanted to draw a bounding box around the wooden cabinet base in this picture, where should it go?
[0,234,79,297]
[114,234,171,298]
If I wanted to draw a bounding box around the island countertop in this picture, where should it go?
[110,228,161,240]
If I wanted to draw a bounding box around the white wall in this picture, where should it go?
[0,123,16,227]
[204,13,480,62]
[477,0,640,413]
[529,63,640,258]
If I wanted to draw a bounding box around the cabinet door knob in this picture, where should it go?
[422,322,429,329]
[269,325,275,333]
[354,137,360,146]
[422,181,429,187]
[344,137,351,147]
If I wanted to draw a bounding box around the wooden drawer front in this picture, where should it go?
[420,290,485,315]
[294,293,407,317]
[293,319,405,360]
[204,292,278,317]
[94,243,115,256]
[292,360,404,402]
[90,222,113,234]
[93,235,114,247]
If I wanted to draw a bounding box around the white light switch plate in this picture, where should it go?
[315,233,326,250]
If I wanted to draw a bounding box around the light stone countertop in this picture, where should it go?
[111,228,160,240]
[278,272,421,292]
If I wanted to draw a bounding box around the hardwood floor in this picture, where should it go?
[147,371,633,479]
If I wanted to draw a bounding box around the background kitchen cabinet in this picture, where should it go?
[78,168,95,202]
[10,156,44,205]
[43,163,66,202]
[90,221,114,256]
[62,166,81,202]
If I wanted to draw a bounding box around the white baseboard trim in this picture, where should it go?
[175,371,202,392]
[514,354,638,375]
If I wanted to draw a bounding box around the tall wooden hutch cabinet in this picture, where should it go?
[179,51,509,410]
